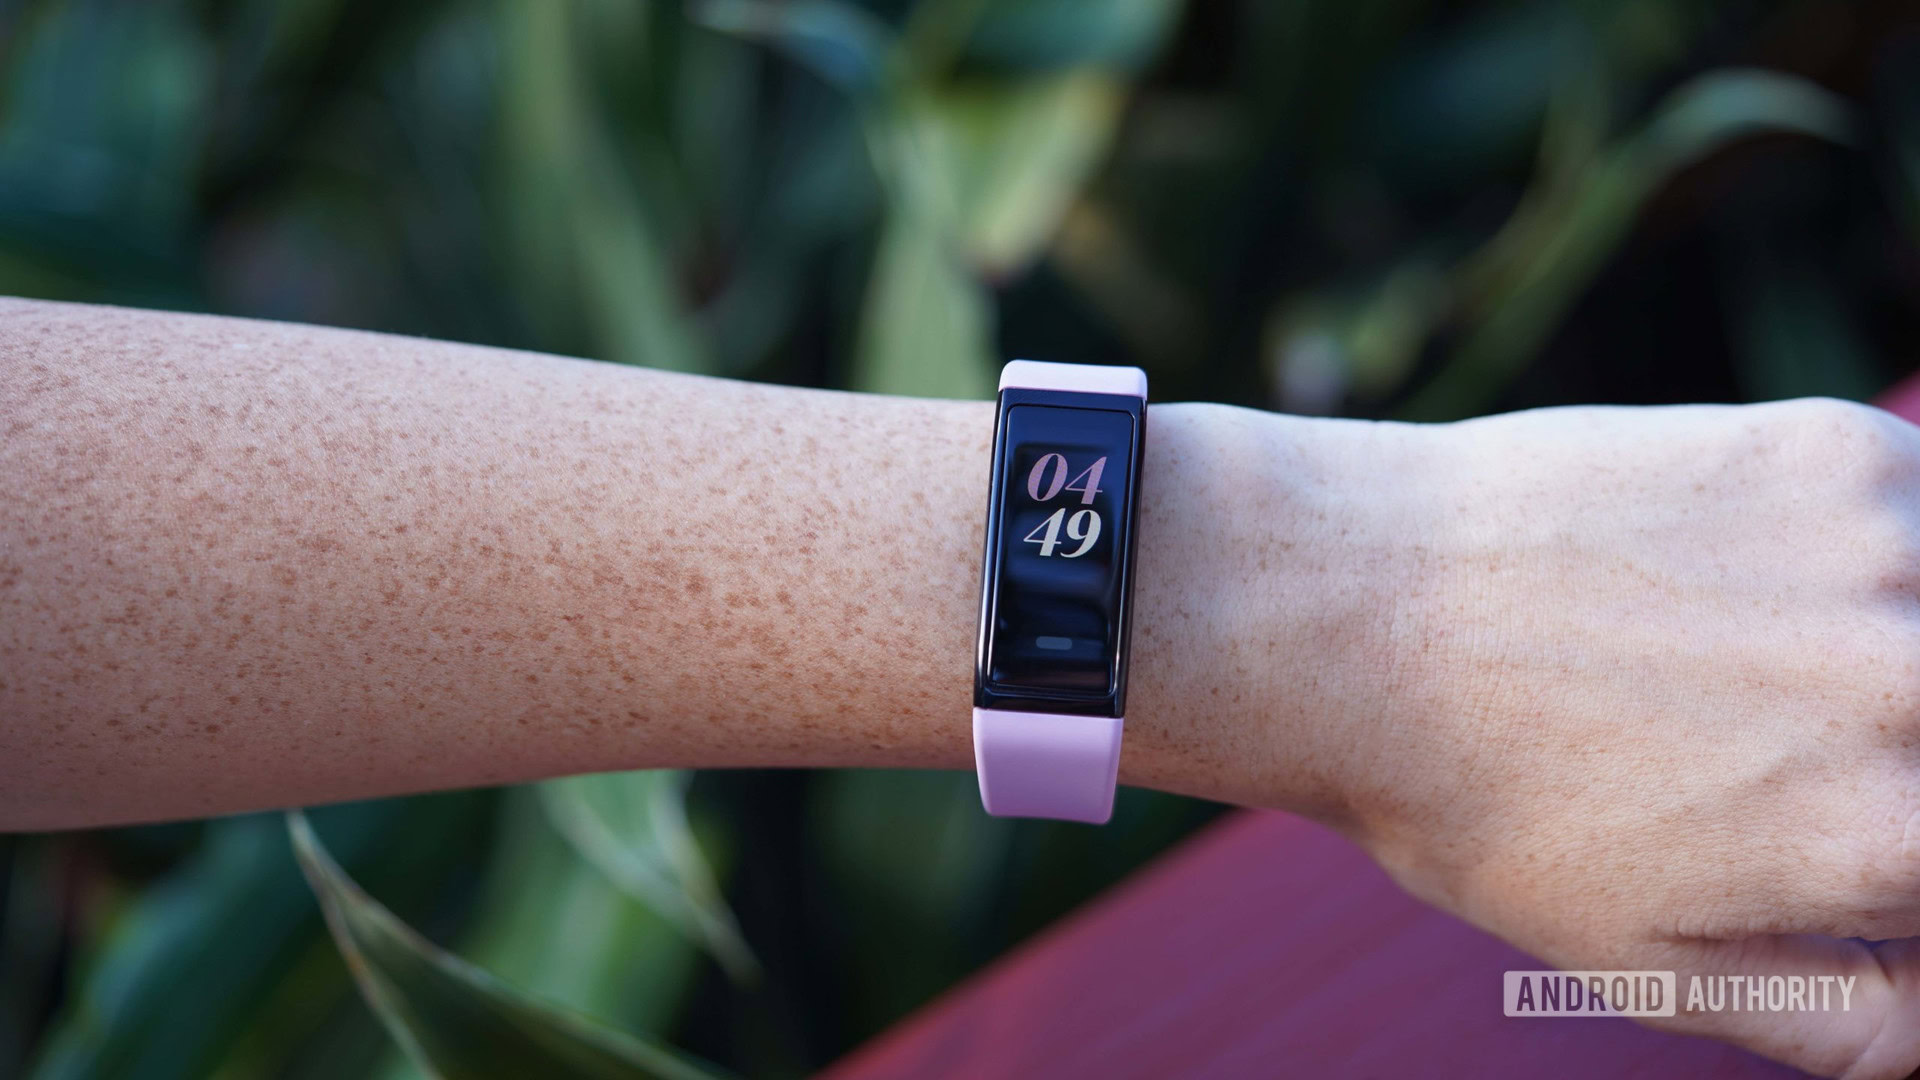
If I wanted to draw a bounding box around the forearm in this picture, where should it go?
[1,299,1400,830]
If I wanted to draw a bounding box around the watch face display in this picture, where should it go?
[985,404,1137,697]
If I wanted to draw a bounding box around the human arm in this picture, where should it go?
[8,297,1920,1077]
[0,297,1358,831]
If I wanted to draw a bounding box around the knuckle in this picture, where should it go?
[1752,400,1920,597]
[1775,398,1909,484]
[1774,394,1881,432]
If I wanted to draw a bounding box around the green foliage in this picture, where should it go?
[7,2,1920,1078]
[536,772,757,984]
[26,798,489,1080]
[698,0,1162,397]
[495,2,708,374]
[288,811,729,1080]
[959,0,1180,71]
[28,817,319,1080]
[1396,69,1854,419]
[457,791,698,1034]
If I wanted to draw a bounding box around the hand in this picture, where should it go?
[1283,398,1920,1077]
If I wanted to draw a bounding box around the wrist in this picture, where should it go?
[1119,403,1447,829]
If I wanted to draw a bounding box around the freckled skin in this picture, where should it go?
[0,299,1310,830]
[13,300,1920,1078]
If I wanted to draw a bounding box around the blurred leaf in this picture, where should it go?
[288,811,726,1080]
[29,818,321,1080]
[468,791,701,1026]
[0,0,208,307]
[818,771,1010,933]
[958,0,1181,72]
[536,772,757,985]
[1364,2,1571,186]
[813,771,1012,1030]
[1641,68,1853,167]
[1400,68,1853,420]
[693,0,894,95]
[689,0,900,378]
[2,837,60,1077]
[847,68,1125,396]
[707,0,1164,393]
[370,791,705,1080]
[671,27,763,233]
[851,192,995,397]
[696,105,877,372]
[705,6,999,398]
[496,1,707,373]
[923,72,1128,275]
[29,799,480,1080]
[1532,24,1610,188]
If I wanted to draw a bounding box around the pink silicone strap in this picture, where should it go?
[999,359,1148,398]
[973,708,1124,824]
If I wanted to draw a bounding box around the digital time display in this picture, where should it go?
[982,403,1138,702]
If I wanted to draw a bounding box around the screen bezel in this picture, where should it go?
[974,386,1146,718]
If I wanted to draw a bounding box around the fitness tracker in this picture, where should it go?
[973,360,1147,824]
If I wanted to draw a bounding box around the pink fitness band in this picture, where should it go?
[972,360,1147,824]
